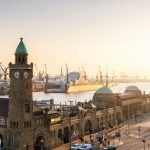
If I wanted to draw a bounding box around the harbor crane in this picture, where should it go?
[34,63,38,76]
[0,62,8,80]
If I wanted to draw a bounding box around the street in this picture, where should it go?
[116,115,150,150]
[54,115,150,150]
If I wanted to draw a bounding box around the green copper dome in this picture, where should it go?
[15,38,28,54]
[95,86,112,94]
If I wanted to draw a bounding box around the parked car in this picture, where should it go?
[76,144,93,150]
[103,145,117,150]
[71,144,82,150]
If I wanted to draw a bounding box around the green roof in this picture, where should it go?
[95,86,112,94]
[15,38,28,54]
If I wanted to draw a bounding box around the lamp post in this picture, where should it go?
[68,100,73,150]
[112,134,115,146]
[142,138,146,150]
[127,104,130,134]
[138,126,141,139]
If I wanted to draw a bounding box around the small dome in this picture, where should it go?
[15,38,28,54]
[95,86,112,94]
[125,85,142,95]
[125,85,140,92]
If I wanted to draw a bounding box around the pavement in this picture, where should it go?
[116,114,150,150]
[53,114,150,150]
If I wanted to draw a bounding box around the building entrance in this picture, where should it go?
[34,136,45,150]
[63,127,70,143]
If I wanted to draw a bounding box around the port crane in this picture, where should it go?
[34,63,45,81]
[34,63,38,76]
[0,63,8,80]
[98,66,114,86]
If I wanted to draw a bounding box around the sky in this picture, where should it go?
[1,0,150,78]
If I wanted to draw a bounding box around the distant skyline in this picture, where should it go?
[1,0,150,78]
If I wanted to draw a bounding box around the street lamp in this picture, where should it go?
[111,134,115,145]
[127,104,130,134]
[142,138,146,150]
[138,126,141,139]
[68,100,74,150]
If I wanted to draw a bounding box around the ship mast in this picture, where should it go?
[60,67,63,76]
[66,64,69,84]
[82,66,86,81]
[99,66,103,84]
[106,66,108,87]
[45,64,47,75]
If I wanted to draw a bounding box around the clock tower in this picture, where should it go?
[8,38,33,149]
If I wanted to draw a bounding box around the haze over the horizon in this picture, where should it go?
[1,0,150,78]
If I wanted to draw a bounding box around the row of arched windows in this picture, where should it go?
[10,120,32,128]
[24,120,31,128]
[10,121,18,128]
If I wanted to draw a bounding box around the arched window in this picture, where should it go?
[29,120,31,127]
[25,104,30,113]
[18,57,21,63]
[22,57,25,63]
[10,121,12,128]
[13,122,16,128]
[24,122,26,128]
[27,121,29,128]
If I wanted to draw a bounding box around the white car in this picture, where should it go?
[76,144,93,150]
[71,144,82,150]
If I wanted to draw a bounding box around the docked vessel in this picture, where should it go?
[66,82,110,93]
[66,73,112,93]
[44,65,112,93]
[32,80,45,92]
[0,80,10,95]
[44,74,66,93]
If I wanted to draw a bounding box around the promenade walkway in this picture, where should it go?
[54,114,150,150]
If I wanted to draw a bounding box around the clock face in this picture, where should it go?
[24,71,29,78]
[14,71,20,79]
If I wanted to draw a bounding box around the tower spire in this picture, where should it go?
[15,38,28,64]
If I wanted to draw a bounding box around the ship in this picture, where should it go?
[66,72,112,93]
[44,65,112,93]
[0,80,10,95]
[44,74,66,93]
[66,82,111,93]
[32,73,45,92]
